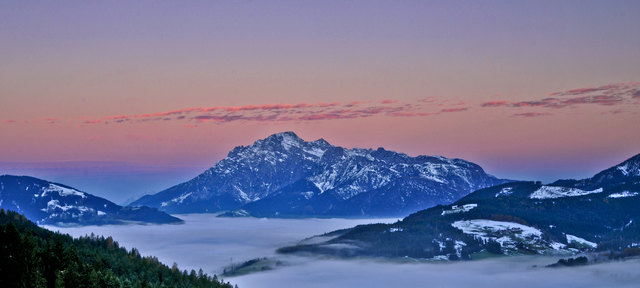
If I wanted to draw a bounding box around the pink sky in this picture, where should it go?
[1,1,640,198]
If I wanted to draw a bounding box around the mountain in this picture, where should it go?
[550,153,640,190]
[132,131,509,217]
[278,153,640,260]
[0,175,182,225]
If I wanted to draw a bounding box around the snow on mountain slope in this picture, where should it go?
[451,219,544,251]
[608,191,638,198]
[617,162,640,176]
[529,186,604,199]
[132,131,509,216]
[278,153,640,261]
[558,154,640,190]
[566,234,597,248]
[0,175,182,225]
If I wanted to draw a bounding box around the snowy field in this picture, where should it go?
[45,214,640,288]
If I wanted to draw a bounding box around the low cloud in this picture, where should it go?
[481,101,509,107]
[549,82,637,97]
[79,100,452,126]
[512,112,552,118]
[481,82,640,114]
[11,82,637,127]
[9,98,474,126]
[441,107,469,113]
[45,215,640,288]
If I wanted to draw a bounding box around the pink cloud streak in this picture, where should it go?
[511,112,552,118]
[481,82,639,111]
[80,100,438,125]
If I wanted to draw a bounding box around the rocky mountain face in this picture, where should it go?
[0,175,182,225]
[278,153,640,260]
[132,132,509,217]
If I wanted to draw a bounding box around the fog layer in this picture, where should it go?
[45,214,640,288]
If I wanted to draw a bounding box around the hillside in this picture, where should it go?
[0,209,233,288]
[0,175,182,225]
[279,153,640,260]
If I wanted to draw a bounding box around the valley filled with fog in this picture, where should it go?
[45,214,640,288]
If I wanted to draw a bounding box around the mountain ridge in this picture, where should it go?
[0,175,182,225]
[132,131,510,217]
[278,152,640,260]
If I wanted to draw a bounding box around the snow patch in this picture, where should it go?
[529,186,603,199]
[161,192,193,207]
[280,133,301,150]
[616,162,639,176]
[389,227,403,233]
[441,204,477,216]
[495,187,513,197]
[41,199,92,214]
[608,191,638,198]
[304,147,326,158]
[566,234,597,248]
[41,184,86,198]
[301,191,315,200]
[431,255,449,261]
[550,242,567,250]
[454,240,467,258]
[452,220,543,251]
[452,220,542,240]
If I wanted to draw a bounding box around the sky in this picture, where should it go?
[1,1,640,202]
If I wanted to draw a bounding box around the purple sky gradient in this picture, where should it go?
[1,1,639,202]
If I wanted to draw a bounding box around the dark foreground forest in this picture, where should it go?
[0,209,235,288]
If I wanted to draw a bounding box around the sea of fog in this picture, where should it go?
[45,214,640,288]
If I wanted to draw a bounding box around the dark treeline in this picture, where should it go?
[0,209,236,288]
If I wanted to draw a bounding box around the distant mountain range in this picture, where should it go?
[0,175,182,225]
[132,132,509,217]
[278,153,640,260]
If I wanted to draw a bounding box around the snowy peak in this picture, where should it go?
[227,131,330,160]
[0,175,181,225]
[615,153,640,177]
[132,131,509,216]
[253,131,304,151]
[573,153,640,190]
[266,131,303,149]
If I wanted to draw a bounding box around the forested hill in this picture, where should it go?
[278,153,640,260]
[0,209,235,288]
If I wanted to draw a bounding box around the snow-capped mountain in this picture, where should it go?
[551,153,640,190]
[131,131,509,217]
[279,153,640,260]
[0,175,182,225]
